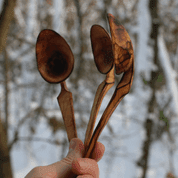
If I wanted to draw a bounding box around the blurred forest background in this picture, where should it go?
[0,0,178,178]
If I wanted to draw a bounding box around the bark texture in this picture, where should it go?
[0,0,16,54]
[0,119,12,178]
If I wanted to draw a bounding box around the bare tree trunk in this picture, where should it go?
[0,118,13,178]
[0,0,17,54]
[137,0,159,177]
[137,119,153,178]
[4,50,10,134]
[0,1,17,177]
[0,35,13,178]
[73,0,84,90]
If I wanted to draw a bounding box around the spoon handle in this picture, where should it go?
[84,64,134,158]
[57,81,77,142]
[84,68,115,153]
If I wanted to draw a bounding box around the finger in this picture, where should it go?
[90,141,105,162]
[72,158,99,178]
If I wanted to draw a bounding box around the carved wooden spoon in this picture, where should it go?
[36,29,77,142]
[84,25,115,152]
[84,14,134,158]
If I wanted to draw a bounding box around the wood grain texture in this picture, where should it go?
[84,25,115,153]
[85,63,134,158]
[84,67,115,152]
[107,13,133,75]
[36,29,74,83]
[90,25,114,74]
[36,29,77,142]
[57,81,77,142]
[84,13,134,158]
[35,13,134,161]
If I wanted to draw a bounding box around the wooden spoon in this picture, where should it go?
[84,25,115,153]
[84,14,134,158]
[108,13,133,74]
[36,29,77,142]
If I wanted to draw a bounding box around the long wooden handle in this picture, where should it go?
[84,68,115,153]
[84,63,134,158]
[57,81,77,142]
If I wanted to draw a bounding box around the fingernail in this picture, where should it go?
[69,139,77,152]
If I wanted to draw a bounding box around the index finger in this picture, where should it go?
[90,141,105,162]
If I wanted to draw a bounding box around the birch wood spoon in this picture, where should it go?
[84,13,134,158]
[36,29,77,142]
[84,25,115,152]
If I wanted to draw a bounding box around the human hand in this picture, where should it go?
[25,138,105,178]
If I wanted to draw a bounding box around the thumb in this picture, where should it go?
[66,138,85,159]
[46,138,85,178]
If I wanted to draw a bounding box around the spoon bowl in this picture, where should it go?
[107,13,133,75]
[90,25,114,74]
[36,29,74,83]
